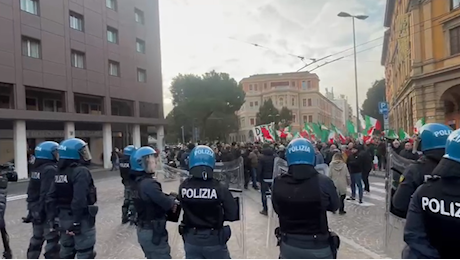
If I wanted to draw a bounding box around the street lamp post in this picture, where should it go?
[338,12,368,133]
[180,126,185,144]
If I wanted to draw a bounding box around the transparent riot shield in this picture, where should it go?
[315,163,329,176]
[384,148,416,259]
[266,157,288,256]
[163,158,246,259]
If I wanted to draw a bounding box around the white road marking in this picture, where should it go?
[368,186,387,194]
[7,194,27,201]
[371,182,386,188]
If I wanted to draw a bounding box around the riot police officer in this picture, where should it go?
[272,138,340,259]
[392,123,452,218]
[120,145,137,224]
[26,141,60,259]
[130,146,177,259]
[45,138,98,259]
[178,145,239,259]
[403,128,460,259]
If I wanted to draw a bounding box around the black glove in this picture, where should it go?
[169,192,178,198]
[67,222,81,235]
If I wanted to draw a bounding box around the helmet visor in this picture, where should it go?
[79,145,92,161]
[141,154,157,173]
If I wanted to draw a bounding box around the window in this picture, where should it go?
[107,27,118,43]
[0,95,10,109]
[450,26,460,55]
[279,97,284,106]
[451,0,460,10]
[303,115,307,123]
[109,60,120,76]
[291,98,295,106]
[301,81,307,90]
[255,101,258,106]
[21,0,39,15]
[249,102,253,107]
[292,115,296,123]
[22,37,41,58]
[106,0,117,11]
[308,115,313,122]
[71,50,85,68]
[26,97,38,110]
[303,99,306,107]
[136,38,145,53]
[308,98,312,106]
[249,84,253,91]
[70,12,83,31]
[137,68,146,82]
[135,9,144,24]
[250,118,255,125]
[43,99,62,112]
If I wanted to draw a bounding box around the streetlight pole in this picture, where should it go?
[181,126,185,144]
[338,12,368,133]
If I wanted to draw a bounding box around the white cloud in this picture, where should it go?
[159,0,386,116]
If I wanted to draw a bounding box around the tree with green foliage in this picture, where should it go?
[166,71,245,142]
[361,79,386,129]
[256,99,279,125]
[279,106,293,127]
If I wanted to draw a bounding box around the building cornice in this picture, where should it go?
[381,29,391,66]
[384,0,396,27]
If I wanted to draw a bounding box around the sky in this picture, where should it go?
[159,0,387,116]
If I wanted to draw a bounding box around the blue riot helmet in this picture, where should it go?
[443,129,460,163]
[418,123,453,152]
[285,138,315,166]
[188,145,215,180]
[130,146,157,173]
[35,141,59,161]
[58,138,92,161]
[123,145,137,157]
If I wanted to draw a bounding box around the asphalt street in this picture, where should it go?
[4,169,389,259]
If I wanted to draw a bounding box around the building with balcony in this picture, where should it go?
[236,72,343,142]
[0,0,165,178]
[382,0,460,132]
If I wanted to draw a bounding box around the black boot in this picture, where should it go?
[3,251,12,259]
[22,213,33,223]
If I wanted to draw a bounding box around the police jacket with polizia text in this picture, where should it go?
[45,160,97,223]
[27,159,57,219]
[272,165,339,236]
[404,159,460,259]
[119,155,131,185]
[130,173,175,223]
[179,177,238,229]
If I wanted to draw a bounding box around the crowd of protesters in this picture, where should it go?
[163,136,420,216]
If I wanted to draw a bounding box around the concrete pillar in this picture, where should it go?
[14,120,28,179]
[133,124,141,147]
[103,123,112,169]
[64,122,75,139]
[157,125,165,152]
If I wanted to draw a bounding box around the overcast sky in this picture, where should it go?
[159,0,386,116]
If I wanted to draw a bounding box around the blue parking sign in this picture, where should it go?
[379,102,388,114]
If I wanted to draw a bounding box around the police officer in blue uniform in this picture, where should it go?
[45,138,98,259]
[130,146,178,259]
[392,123,452,218]
[403,128,460,259]
[272,138,340,259]
[178,145,239,259]
[120,145,137,224]
[26,141,61,259]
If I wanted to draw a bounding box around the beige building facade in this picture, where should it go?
[382,0,460,132]
[236,72,343,142]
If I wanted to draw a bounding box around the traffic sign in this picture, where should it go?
[383,113,390,129]
[379,102,388,114]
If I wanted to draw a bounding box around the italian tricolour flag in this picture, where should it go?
[331,124,346,143]
[414,118,425,134]
[364,115,381,136]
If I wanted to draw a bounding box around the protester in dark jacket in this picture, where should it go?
[399,142,419,160]
[376,140,387,170]
[361,145,374,192]
[347,146,364,203]
[257,144,275,215]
